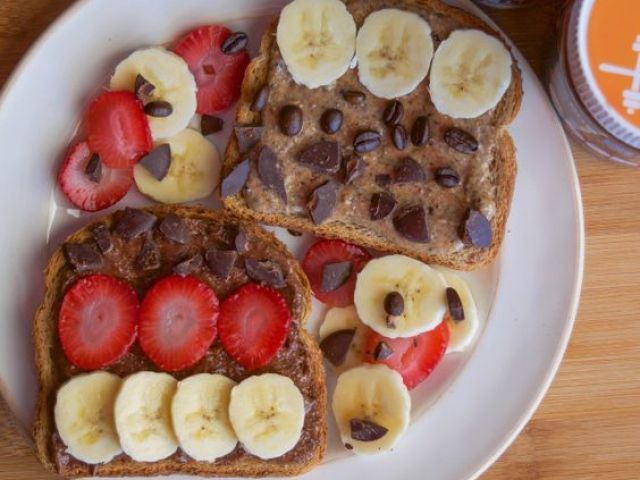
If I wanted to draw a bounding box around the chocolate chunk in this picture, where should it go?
[84,154,101,183]
[411,116,430,146]
[139,144,171,181]
[393,157,426,184]
[374,341,393,361]
[393,205,429,243]
[320,329,355,366]
[446,287,465,322]
[174,254,203,277]
[201,115,224,135]
[144,101,173,118]
[321,261,352,293]
[350,419,388,442]
[384,291,404,316]
[288,229,303,237]
[234,124,264,153]
[375,174,391,189]
[64,243,103,271]
[383,100,404,126]
[344,155,365,184]
[308,180,338,225]
[342,90,366,104]
[435,167,460,188]
[369,192,396,221]
[205,248,237,279]
[278,105,303,136]
[320,108,343,134]
[444,128,479,154]
[257,146,287,202]
[298,141,341,174]
[134,74,155,101]
[245,258,286,289]
[461,209,492,248]
[91,223,112,254]
[392,125,407,150]
[221,32,248,54]
[114,208,157,239]
[345,443,354,450]
[250,85,270,112]
[354,130,381,153]
[159,214,187,244]
[136,236,160,270]
[221,158,251,198]
[234,228,250,253]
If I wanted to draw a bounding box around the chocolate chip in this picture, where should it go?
[144,101,173,118]
[345,443,354,450]
[221,32,248,54]
[279,105,303,136]
[205,248,237,279]
[134,74,155,101]
[375,174,391,189]
[257,146,287,202]
[234,228,250,253]
[444,128,479,154]
[374,341,393,361]
[393,205,429,243]
[139,144,171,181]
[245,258,286,289]
[114,208,157,239]
[288,229,303,237]
[320,329,355,366]
[308,181,338,225]
[384,291,404,316]
[392,125,407,150]
[411,116,430,146]
[393,157,425,184]
[136,236,160,270]
[343,155,365,185]
[64,243,103,271]
[174,254,203,277]
[435,167,460,188]
[91,223,112,254]
[342,90,366,104]
[201,115,224,135]
[354,130,381,153]
[221,159,251,198]
[234,124,264,153]
[250,85,270,112]
[369,192,396,221]
[84,154,101,183]
[320,108,343,134]
[321,261,352,293]
[461,209,492,248]
[298,141,341,174]
[350,419,388,442]
[159,214,187,244]
[383,100,404,126]
[446,287,465,322]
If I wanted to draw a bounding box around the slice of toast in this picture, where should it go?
[223,0,522,270]
[33,205,326,477]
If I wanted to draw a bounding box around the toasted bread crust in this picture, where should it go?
[33,205,326,477]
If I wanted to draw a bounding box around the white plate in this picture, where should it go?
[0,1,583,479]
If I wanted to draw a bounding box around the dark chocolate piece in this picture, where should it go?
[234,228,250,253]
[91,223,112,254]
[350,419,388,442]
[344,155,365,184]
[298,141,341,174]
[201,115,224,135]
[393,157,426,184]
[64,243,103,271]
[159,214,187,244]
[374,341,393,361]
[320,261,352,293]
[114,208,157,239]
[245,258,286,289]
[136,236,160,270]
[320,329,356,366]
[134,74,155,101]
[384,291,405,316]
[221,159,251,198]
[257,146,287,202]
[308,181,338,225]
[174,254,203,277]
[369,192,396,221]
[393,206,429,243]
[446,287,465,322]
[461,209,492,248]
[139,144,171,181]
[205,248,237,279]
[234,124,264,153]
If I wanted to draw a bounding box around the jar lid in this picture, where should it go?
[567,0,640,149]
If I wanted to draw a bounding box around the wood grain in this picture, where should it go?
[1,1,639,479]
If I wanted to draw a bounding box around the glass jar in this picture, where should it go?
[548,0,640,166]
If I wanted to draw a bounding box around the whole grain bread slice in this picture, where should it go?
[33,205,326,477]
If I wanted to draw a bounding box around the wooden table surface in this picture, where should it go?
[1,1,639,479]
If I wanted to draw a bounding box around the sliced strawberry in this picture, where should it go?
[364,322,450,389]
[58,274,139,370]
[218,283,291,370]
[86,91,152,168]
[302,239,371,307]
[174,25,250,114]
[58,142,133,212]
[138,275,219,372]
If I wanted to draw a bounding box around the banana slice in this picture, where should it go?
[277,0,356,89]
[228,374,305,460]
[134,128,220,204]
[354,255,447,338]
[110,47,197,140]
[171,374,238,462]
[54,372,122,464]
[429,29,513,119]
[332,364,410,454]
[356,9,434,99]
[114,371,178,462]
[319,305,366,372]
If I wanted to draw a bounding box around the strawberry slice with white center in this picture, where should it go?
[58,142,133,212]
[87,91,152,168]
[139,275,219,372]
[174,25,250,114]
[58,274,139,370]
[218,283,291,370]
